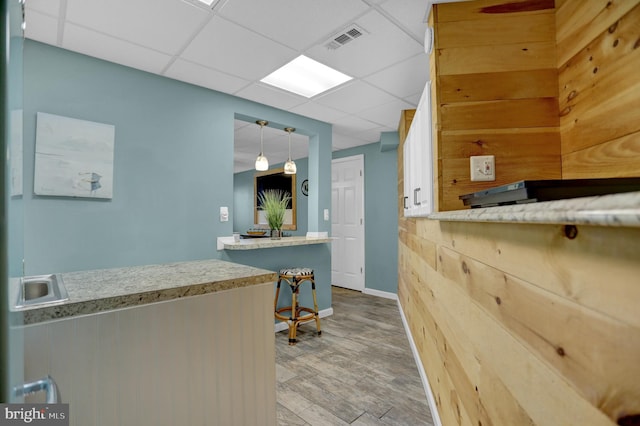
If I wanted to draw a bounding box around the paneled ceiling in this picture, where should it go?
[24,0,432,172]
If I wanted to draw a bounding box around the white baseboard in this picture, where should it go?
[274,307,334,333]
[397,300,443,426]
[362,288,398,300]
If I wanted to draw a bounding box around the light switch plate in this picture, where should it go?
[220,206,229,222]
[323,209,329,221]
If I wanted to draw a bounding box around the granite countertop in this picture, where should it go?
[429,191,640,227]
[219,235,333,251]
[14,259,277,325]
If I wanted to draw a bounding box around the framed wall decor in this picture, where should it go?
[34,112,115,199]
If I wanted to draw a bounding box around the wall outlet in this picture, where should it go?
[470,155,495,182]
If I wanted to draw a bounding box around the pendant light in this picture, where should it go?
[255,120,269,171]
[283,127,297,175]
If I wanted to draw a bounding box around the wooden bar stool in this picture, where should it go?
[274,267,321,345]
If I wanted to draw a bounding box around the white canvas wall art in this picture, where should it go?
[34,112,115,199]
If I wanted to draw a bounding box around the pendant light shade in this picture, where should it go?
[283,127,297,175]
[255,120,269,171]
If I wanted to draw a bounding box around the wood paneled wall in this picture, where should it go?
[398,218,640,425]
[398,1,640,425]
[432,0,561,211]
[557,0,640,178]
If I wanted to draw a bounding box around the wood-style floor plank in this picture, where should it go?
[276,286,434,426]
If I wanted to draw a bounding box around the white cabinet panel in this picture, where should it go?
[404,81,433,217]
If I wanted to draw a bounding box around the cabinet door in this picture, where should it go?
[403,81,433,218]
[416,82,433,216]
[403,127,415,217]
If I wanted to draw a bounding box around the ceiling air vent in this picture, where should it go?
[324,25,366,50]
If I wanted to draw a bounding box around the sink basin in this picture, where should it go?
[14,274,69,310]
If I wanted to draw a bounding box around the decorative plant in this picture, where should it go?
[258,189,291,231]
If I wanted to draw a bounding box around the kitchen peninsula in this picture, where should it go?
[18,259,278,425]
[219,234,333,323]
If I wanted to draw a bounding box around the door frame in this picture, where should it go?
[331,154,365,292]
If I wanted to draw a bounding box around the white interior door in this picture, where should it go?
[331,155,364,291]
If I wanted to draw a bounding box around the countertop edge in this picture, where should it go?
[428,191,640,227]
[14,260,279,325]
[221,236,333,250]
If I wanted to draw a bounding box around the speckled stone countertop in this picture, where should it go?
[15,259,277,325]
[429,191,640,227]
[220,235,333,250]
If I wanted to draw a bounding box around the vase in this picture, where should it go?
[270,229,282,240]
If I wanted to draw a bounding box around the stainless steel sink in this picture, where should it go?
[14,274,69,310]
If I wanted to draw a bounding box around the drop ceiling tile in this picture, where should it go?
[357,98,415,128]
[289,102,349,124]
[25,0,60,17]
[380,0,430,40]
[25,10,59,46]
[63,24,174,74]
[218,0,368,51]
[332,115,380,137]
[314,80,398,115]
[365,53,429,99]
[164,59,250,94]
[358,125,389,143]
[65,0,209,55]
[235,83,307,112]
[305,10,423,78]
[332,133,369,151]
[404,91,422,105]
[181,16,297,81]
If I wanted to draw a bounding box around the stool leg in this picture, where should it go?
[289,285,298,345]
[311,280,322,336]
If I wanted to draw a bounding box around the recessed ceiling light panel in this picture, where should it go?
[260,55,353,98]
[181,0,217,10]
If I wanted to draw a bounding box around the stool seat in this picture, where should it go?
[279,267,313,276]
[274,267,321,345]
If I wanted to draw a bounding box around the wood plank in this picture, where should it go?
[438,41,557,75]
[558,3,640,153]
[440,128,561,159]
[437,221,640,330]
[410,261,615,426]
[558,2,640,107]
[440,69,558,103]
[436,0,555,23]
[562,131,640,178]
[437,12,555,48]
[398,109,415,143]
[438,246,640,421]
[440,155,561,211]
[403,263,538,426]
[556,0,638,67]
[400,277,472,426]
[440,98,559,131]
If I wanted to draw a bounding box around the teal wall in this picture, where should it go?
[22,41,333,310]
[234,141,400,295]
[333,142,399,295]
[233,158,309,236]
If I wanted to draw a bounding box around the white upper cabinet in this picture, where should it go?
[403,81,433,217]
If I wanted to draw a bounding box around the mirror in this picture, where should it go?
[254,167,297,230]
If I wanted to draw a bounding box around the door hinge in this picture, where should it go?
[360,218,363,225]
[360,267,363,274]
[360,169,363,176]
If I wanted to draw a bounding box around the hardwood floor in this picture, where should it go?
[275,286,434,426]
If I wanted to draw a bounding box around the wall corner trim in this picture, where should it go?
[398,299,443,426]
